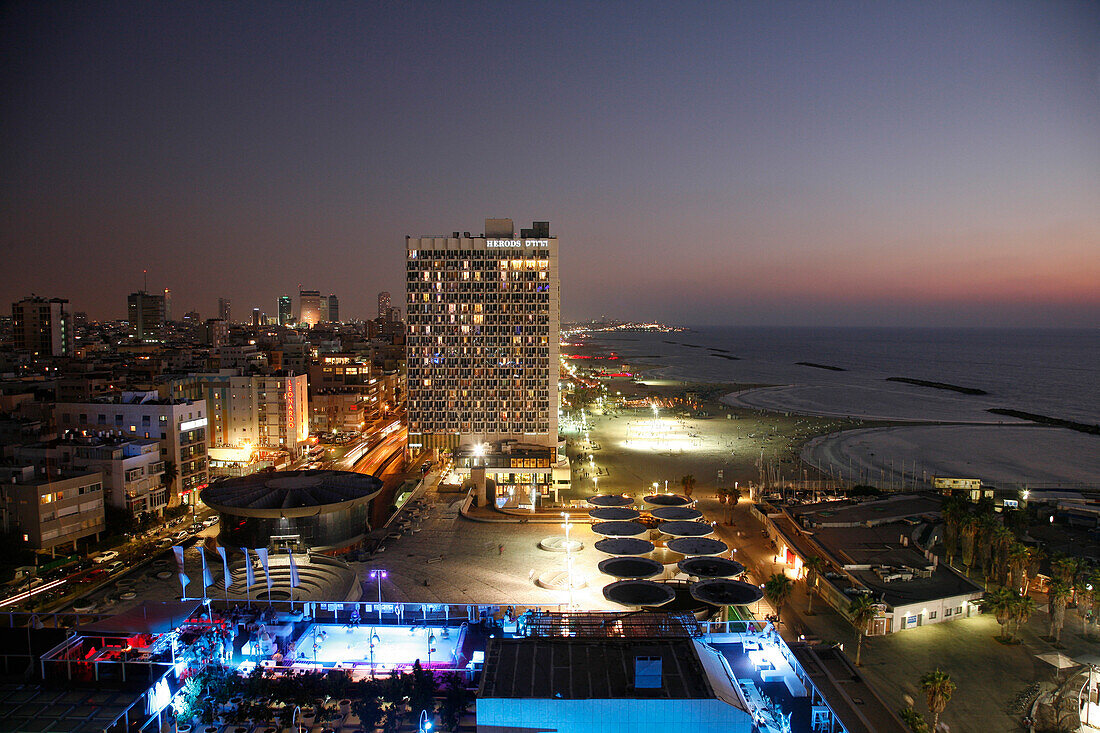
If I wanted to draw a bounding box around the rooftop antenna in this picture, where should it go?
[143,269,148,292]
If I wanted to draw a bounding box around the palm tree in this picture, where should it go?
[920,668,956,732]
[979,587,1016,642]
[959,516,979,576]
[1053,555,1082,605]
[1048,580,1071,643]
[763,573,793,624]
[989,525,1014,585]
[848,594,879,666]
[1007,542,1031,594]
[940,496,968,567]
[1025,546,1046,595]
[804,556,826,615]
[717,485,742,524]
[680,474,696,498]
[975,513,999,579]
[1011,594,1036,641]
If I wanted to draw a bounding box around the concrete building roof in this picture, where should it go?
[789,494,941,527]
[787,643,907,733]
[770,512,982,608]
[201,469,382,517]
[480,637,715,700]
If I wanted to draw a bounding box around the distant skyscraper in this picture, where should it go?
[204,318,228,347]
[378,291,391,319]
[127,290,166,341]
[12,296,73,357]
[218,297,232,323]
[163,287,172,322]
[299,289,322,326]
[406,218,559,451]
[278,295,292,325]
[251,308,261,327]
[326,294,339,323]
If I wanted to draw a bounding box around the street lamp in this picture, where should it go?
[419,709,432,732]
[562,512,576,609]
[427,631,436,667]
[369,569,387,607]
[369,629,380,676]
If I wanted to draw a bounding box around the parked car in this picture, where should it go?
[173,531,188,541]
[106,561,126,574]
[92,550,119,564]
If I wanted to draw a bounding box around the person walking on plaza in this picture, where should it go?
[498,544,504,555]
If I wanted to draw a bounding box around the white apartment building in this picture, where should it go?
[73,438,166,517]
[406,218,560,453]
[225,373,310,457]
[55,393,208,507]
[160,372,309,460]
[16,436,166,518]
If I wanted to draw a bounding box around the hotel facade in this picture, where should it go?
[406,219,564,504]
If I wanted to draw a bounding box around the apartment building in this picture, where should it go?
[0,466,105,553]
[15,436,166,517]
[55,393,208,507]
[12,296,73,357]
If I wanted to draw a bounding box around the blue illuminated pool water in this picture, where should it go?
[299,624,461,667]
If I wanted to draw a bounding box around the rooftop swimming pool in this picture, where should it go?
[297,624,463,669]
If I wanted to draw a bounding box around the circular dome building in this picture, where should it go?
[201,470,383,551]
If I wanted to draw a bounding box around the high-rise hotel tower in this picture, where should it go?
[406,218,559,456]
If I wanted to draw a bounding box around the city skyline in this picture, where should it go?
[3,1,1098,327]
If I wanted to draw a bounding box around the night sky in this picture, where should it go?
[2,1,1098,326]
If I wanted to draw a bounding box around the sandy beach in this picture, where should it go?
[802,423,1100,488]
[564,376,864,500]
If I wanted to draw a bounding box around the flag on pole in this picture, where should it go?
[201,550,214,590]
[287,551,300,588]
[178,572,190,594]
[172,546,186,575]
[216,546,231,592]
[255,547,272,593]
[242,548,255,588]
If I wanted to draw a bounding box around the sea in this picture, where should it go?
[584,327,1100,426]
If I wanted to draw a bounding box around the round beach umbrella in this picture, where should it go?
[593,537,655,556]
[591,521,649,538]
[666,537,729,557]
[603,579,676,609]
[588,494,635,508]
[690,578,765,607]
[597,556,665,580]
[642,493,692,507]
[649,506,703,522]
[588,507,640,521]
[657,520,714,538]
[677,556,746,579]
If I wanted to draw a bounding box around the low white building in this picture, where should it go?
[761,496,983,635]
